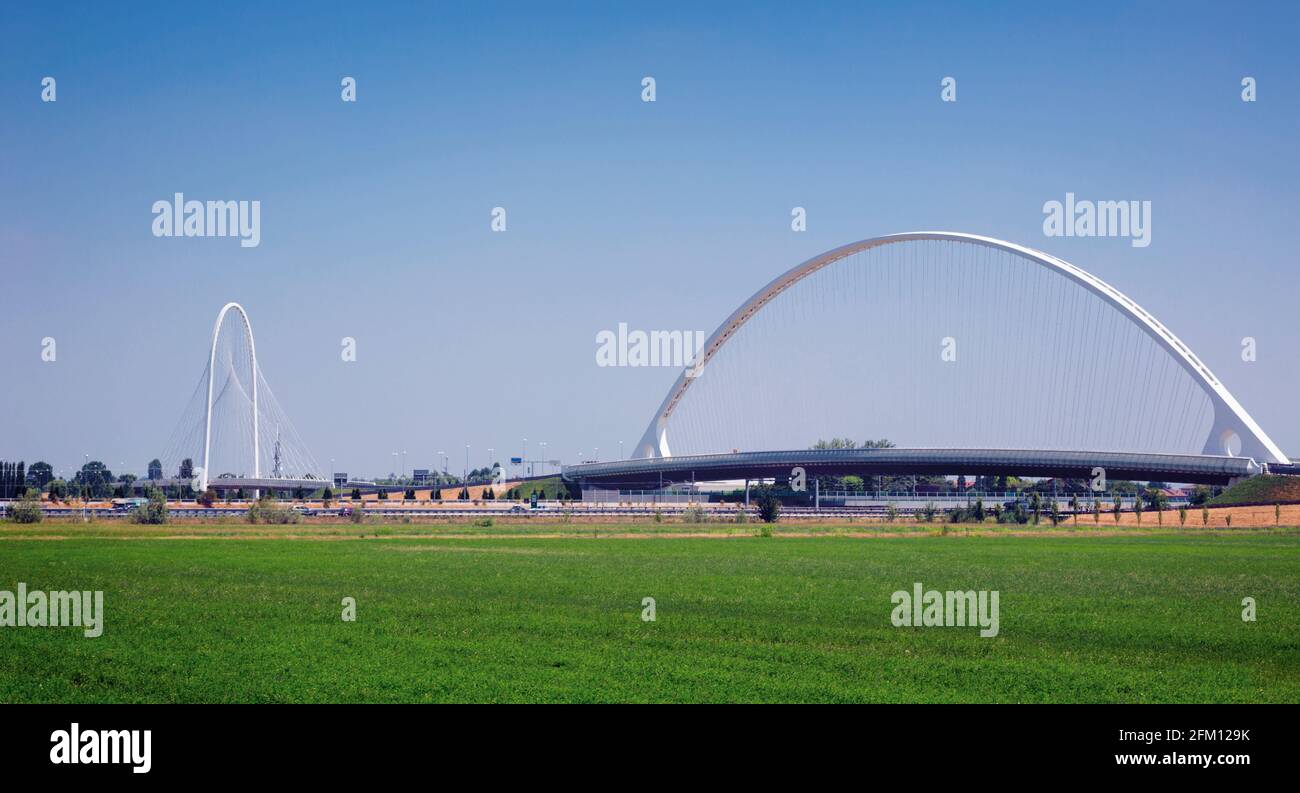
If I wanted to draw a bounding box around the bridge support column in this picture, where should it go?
[814,478,820,510]
[744,479,750,508]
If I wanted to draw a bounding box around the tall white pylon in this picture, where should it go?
[200,302,258,491]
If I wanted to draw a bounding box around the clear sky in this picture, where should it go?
[2,1,1298,478]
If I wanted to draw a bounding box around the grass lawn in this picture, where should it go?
[1,525,1298,702]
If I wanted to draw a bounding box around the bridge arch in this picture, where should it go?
[200,302,259,491]
[635,232,1286,464]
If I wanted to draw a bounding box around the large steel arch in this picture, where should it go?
[199,302,259,491]
[634,232,1287,465]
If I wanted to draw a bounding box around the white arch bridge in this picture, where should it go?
[566,232,1292,487]
[157,302,323,494]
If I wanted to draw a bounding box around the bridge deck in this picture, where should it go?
[563,448,1265,486]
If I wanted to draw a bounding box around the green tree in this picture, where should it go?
[1112,495,1122,524]
[1070,495,1081,526]
[755,485,781,523]
[1149,489,1167,525]
[27,461,54,490]
[74,461,115,498]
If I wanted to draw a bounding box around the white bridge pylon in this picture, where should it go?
[161,302,321,492]
[201,302,258,492]
[634,232,1288,465]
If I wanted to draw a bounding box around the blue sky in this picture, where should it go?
[2,1,1298,477]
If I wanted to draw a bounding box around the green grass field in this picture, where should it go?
[2,525,1298,702]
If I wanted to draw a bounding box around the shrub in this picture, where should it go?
[733,508,748,524]
[245,495,299,524]
[681,505,708,524]
[1178,505,1188,526]
[997,501,1028,524]
[474,517,494,528]
[349,507,364,524]
[7,492,43,524]
[130,488,169,525]
[197,487,217,508]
